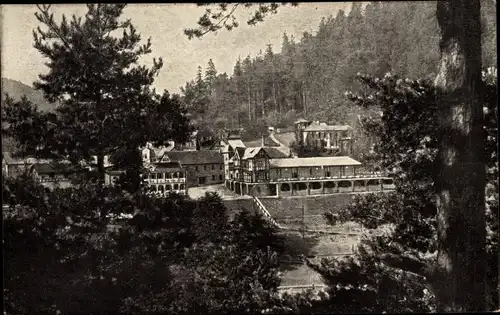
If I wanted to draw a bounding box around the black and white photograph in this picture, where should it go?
[1,2,498,313]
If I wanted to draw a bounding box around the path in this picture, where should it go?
[187,184,251,200]
[269,130,292,156]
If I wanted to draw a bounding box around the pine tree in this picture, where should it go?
[205,58,218,88]
[242,55,254,121]
[3,4,191,186]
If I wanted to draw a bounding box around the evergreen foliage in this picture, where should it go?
[2,4,192,184]
[182,1,496,135]
[309,70,498,312]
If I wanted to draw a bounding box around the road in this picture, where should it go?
[269,130,292,157]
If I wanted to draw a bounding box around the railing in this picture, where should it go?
[270,173,389,182]
[145,177,186,184]
[146,190,186,197]
[252,196,282,229]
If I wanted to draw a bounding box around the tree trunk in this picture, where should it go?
[272,79,278,115]
[247,83,252,121]
[253,90,257,120]
[261,83,265,118]
[302,83,307,115]
[433,0,486,311]
[97,153,105,182]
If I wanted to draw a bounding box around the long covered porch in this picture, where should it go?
[225,177,395,197]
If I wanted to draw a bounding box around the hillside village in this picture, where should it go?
[3,118,393,198]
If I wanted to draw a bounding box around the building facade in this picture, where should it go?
[3,152,80,189]
[162,150,224,187]
[144,162,187,196]
[294,119,354,155]
[225,151,394,197]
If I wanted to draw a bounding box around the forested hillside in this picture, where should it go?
[1,78,59,112]
[181,1,497,133]
[1,78,60,151]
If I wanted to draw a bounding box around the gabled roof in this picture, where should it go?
[228,139,246,150]
[269,156,362,168]
[304,122,352,132]
[162,150,223,165]
[242,147,269,160]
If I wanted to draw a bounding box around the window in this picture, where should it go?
[180,184,185,190]
[309,168,313,175]
[212,164,214,170]
[325,171,331,177]
[166,184,172,190]
[158,173,164,179]
[292,171,298,178]
[195,166,198,171]
[151,173,156,180]
[212,175,216,180]
[220,165,223,170]
[204,165,207,170]
[219,174,223,180]
[173,172,178,178]
[174,184,179,190]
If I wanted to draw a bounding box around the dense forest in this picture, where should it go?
[181,1,497,134]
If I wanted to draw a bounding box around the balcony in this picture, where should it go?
[146,177,186,184]
[269,172,387,182]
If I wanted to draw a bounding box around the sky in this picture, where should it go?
[1,3,353,94]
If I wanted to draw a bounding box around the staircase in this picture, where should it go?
[252,196,283,229]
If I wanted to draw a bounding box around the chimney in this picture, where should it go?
[261,134,265,147]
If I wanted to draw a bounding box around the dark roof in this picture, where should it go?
[33,163,80,174]
[164,150,223,165]
[154,166,184,172]
[264,147,290,159]
[152,161,183,172]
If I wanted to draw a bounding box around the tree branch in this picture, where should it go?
[378,252,434,279]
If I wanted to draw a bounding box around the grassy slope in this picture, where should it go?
[273,132,296,148]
